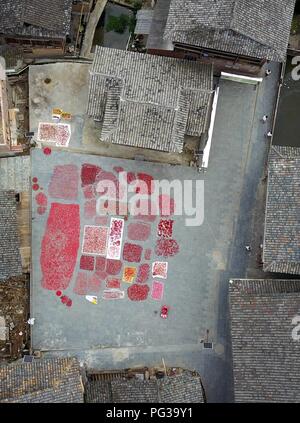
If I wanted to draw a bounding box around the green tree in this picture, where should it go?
[132,0,142,11]
[106,14,129,34]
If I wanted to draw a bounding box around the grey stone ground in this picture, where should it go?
[31,62,281,402]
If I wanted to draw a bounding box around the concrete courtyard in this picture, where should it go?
[30,60,281,402]
[31,149,209,352]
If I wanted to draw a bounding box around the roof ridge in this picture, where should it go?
[230,0,239,27]
[270,145,286,159]
[230,279,300,295]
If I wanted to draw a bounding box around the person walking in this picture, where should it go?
[265,69,272,77]
[262,115,268,123]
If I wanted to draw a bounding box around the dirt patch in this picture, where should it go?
[0,275,29,362]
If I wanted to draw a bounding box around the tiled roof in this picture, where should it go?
[263,146,300,275]
[85,380,112,403]
[87,47,213,152]
[229,279,300,403]
[268,145,300,161]
[85,372,205,403]
[0,190,22,280]
[111,379,158,402]
[0,358,84,403]
[158,372,204,402]
[0,0,73,39]
[164,0,296,62]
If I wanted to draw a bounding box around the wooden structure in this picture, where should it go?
[0,58,23,154]
[17,192,30,273]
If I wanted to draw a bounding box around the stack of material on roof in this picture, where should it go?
[135,9,154,35]
[0,156,30,192]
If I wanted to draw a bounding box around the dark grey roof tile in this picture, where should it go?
[230,279,300,402]
[0,0,72,39]
[263,146,300,275]
[0,358,84,403]
[85,372,205,403]
[164,0,296,62]
[88,47,213,152]
[0,190,22,280]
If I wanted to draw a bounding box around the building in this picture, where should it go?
[0,0,73,56]
[263,146,300,275]
[0,358,84,403]
[87,46,214,153]
[229,278,300,403]
[147,0,296,73]
[0,156,31,272]
[0,361,203,403]
[86,370,205,403]
[0,190,22,280]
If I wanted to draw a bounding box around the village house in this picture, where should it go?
[0,190,23,281]
[87,45,214,154]
[263,146,300,275]
[0,359,204,403]
[86,370,205,403]
[0,358,84,402]
[147,0,296,74]
[229,278,300,403]
[0,155,31,272]
[0,0,73,57]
